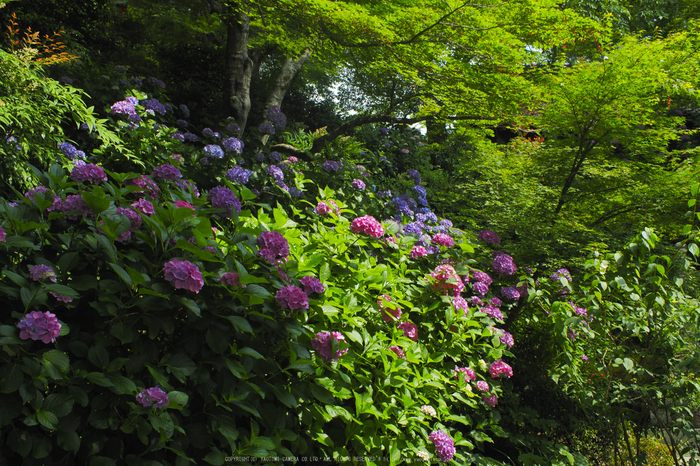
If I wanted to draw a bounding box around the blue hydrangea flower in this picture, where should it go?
[225,166,251,184]
[222,137,244,154]
[269,151,283,163]
[204,145,224,158]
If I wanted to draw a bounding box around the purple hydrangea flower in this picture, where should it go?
[171,132,185,142]
[489,359,513,378]
[501,286,520,300]
[146,77,165,88]
[397,321,418,341]
[452,296,469,316]
[276,285,309,310]
[208,186,241,217]
[499,330,515,349]
[51,292,72,303]
[550,268,572,282]
[321,160,341,172]
[142,99,167,115]
[403,222,424,235]
[406,169,421,185]
[478,229,501,245]
[204,144,224,159]
[126,175,160,198]
[222,137,244,154]
[351,179,366,191]
[257,231,290,264]
[25,187,60,211]
[163,259,204,293]
[493,253,517,275]
[60,195,94,219]
[219,272,241,286]
[300,276,325,295]
[17,311,61,343]
[258,122,275,134]
[267,106,287,130]
[0,226,5,242]
[110,100,136,115]
[225,166,252,184]
[483,304,503,321]
[227,122,240,133]
[269,151,283,163]
[70,163,107,184]
[30,264,57,282]
[174,180,199,197]
[136,386,169,409]
[268,165,284,182]
[429,430,455,463]
[483,394,498,407]
[311,331,348,363]
[151,164,182,181]
[183,132,198,141]
[58,142,79,159]
[179,104,190,118]
[131,198,155,215]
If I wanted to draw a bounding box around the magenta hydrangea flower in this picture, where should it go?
[126,175,160,198]
[478,229,500,245]
[257,231,290,264]
[51,292,73,303]
[311,331,348,363]
[152,164,182,181]
[116,207,142,232]
[410,245,428,259]
[276,285,309,310]
[454,366,476,383]
[397,321,418,341]
[499,330,515,349]
[127,198,153,216]
[483,394,498,407]
[351,179,366,191]
[378,295,402,322]
[550,268,572,282]
[208,186,241,217]
[452,296,469,316]
[25,187,60,211]
[0,226,5,242]
[389,345,406,359]
[483,304,503,321]
[492,253,517,275]
[350,215,384,238]
[428,264,464,296]
[163,259,204,293]
[299,276,325,295]
[472,271,492,286]
[30,264,57,282]
[432,233,454,248]
[489,359,513,378]
[316,200,340,215]
[136,386,169,409]
[475,380,489,391]
[501,286,520,300]
[17,311,61,343]
[428,430,455,463]
[70,163,107,184]
[219,272,241,286]
[60,195,94,219]
[472,281,489,295]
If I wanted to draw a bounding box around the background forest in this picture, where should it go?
[1,0,700,465]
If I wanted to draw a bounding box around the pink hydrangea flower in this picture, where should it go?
[483,394,498,407]
[316,200,340,215]
[389,345,406,359]
[489,359,513,378]
[136,386,169,409]
[378,295,401,322]
[275,285,309,310]
[126,175,160,199]
[492,253,517,275]
[452,296,469,317]
[397,321,418,341]
[152,164,182,181]
[163,259,204,293]
[432,233,454,248]
[174,200,195,211]
[311,331,348,363]
[17,311,61,343]
[219,272,241,286]
[60,195,94,219]
[499,330,514,349]
[454,366,476,383]
[477,229,500,245]
[428,264,464,296]
[350,215,384,238]
[410,245,428,258]
[0,226,5,242]
[25,186,60,211]
[475,380,489,391]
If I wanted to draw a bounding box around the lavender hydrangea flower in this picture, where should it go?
[60,195,94,219]
[428,430,455,463]
[225,166,252,184]
[268,165,284,182]
[30,264,57,282]
[219,272,241,286]
[174,179,199,197]
[152,164,182,181]
[267,106,287,130]
[179,104,190,118]
[268,151,283,163]
[351,179,366,190]
[501,286,520,300]
[311,331,348,363]
[258,122,275,134]
[499,330,515,348]
[0,226,5,242]
[276,285,309,310]
[25,187,60,211]
[131,198,155,215]
[208,186,241,217]
[136,386,169,409]
[163,259,204,293]
[204,144,224,159]
[406,169,421,185]
[142,99,167,115]
[110,100,136,115]
[70,163,107,184]
[550,268,572,282]
[322,160,341,172]
[472,282,489,295]
[171,132,185,142]
[146,77,165,88]
[222,137,244,154]
[493,253,517,275]
[58,142,79,159]
[17,311,62,343]
[300,276,325,295]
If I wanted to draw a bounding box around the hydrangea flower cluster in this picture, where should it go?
[454,366,476,382]
[136,386,169,409]
[432,233,454,248]
[472,281,489,295]
[110,100,136,115]
[300,276,324,295]
[475,380,489,391]
[501,286,520,300]
[257,231,290,264]
[452,296,469,316]
[351,179,366,191]
[410,246,428,259]
[163,259,204,293]
[58,142,85,160]
[550,268,572,282]
[152,164,182,181]
[492,253,517,275]
[126,175,160,198]
[428,430,455,463]
[420,405,436,417]
[316,200,340,215]
[350,215,384,238]
[219,272,241,287]
[489,359,513,378]
[406,169,421,185]
[268,165,284,183]
[174,179,199,197]
[204,144,224,158]
[428,265,464,296]
[60,195,94,219]
[499,330,515,348]
[322,160,341,172]
[142,99,167,115]
[397,321,418,341]
[258,122,275,134]
[378,295,402,322]
[275,285,309,310]
[70,163,107,184]
[267,105,287,130]
[269,151,283,163]
[30,264,57,282]
[208,186,241,217]
[222,137,244,154]
[311,331,348,363]
[483,394,498,407]
[146,77,165,88]
[225,166,252,184]
[131,198,155,215]
[392,197,413,217]
[0,226,5,242]
[389,345,406,359]
[17,311,61,343]
[478,229,500,245]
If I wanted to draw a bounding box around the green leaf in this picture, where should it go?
[178,296,201,317]
[238,347,265,359]
[272,387,298,408]
[108,262,132,287]
[37,410,58,429]
[57,430,80,453]
[81,190,111,214]
[167,391,189,409]
[227,316,253,334]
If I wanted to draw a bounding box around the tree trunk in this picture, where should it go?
[263,48,312,115]
[225,10,253,132]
